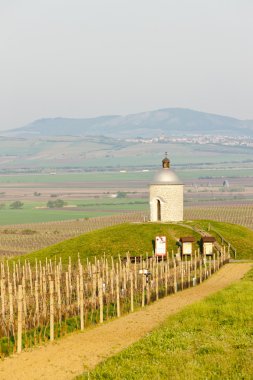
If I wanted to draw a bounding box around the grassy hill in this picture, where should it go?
[15,223,201,266]
[9,220,253,267]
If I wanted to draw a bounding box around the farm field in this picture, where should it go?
[2,198,253,227]
[0,163,253,232]
[1,137,253,171]
[0,167,253,185]
[0,168,253,190]
[0,171,253,227]
[0,198,148,225]
[79,266,253,380]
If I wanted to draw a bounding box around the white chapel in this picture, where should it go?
[149,154,184,222]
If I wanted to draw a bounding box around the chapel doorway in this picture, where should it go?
[157,199,161,221]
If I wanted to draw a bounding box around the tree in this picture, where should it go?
[116,191,127,198]
[47,200,55,208]
[9,201,24,209]
[54,199,65,208]
[47,199,66,208]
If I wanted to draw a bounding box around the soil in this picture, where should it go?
[0,263,251,380]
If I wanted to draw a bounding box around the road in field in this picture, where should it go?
[0,263,251,380]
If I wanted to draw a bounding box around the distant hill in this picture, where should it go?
[4,108,253,138]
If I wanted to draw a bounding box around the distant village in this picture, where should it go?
[126,135,253,148]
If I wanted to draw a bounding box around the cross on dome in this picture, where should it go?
[162,153,170,168]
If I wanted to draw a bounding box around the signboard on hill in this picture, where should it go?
[155,236,167,256]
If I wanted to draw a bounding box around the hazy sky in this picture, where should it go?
[0,0,253,130]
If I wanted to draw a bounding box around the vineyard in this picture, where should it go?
[1,204,253,258]
[0,247,230,357]
[0,212,148,257]
[184,204,253,229]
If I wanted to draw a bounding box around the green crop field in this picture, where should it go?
[0,172,153,184]
[0,167,253,185]
[0,199,149,225]
[0,207,114,225]
[78,268,253,380]
[0,202,111,225]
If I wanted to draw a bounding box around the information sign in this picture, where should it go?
[204,242,213,255]
[183,242,192,255]
[155,236,167,256]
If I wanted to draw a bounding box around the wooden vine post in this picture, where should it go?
[130,272,134,312]
[116,273,120,317]
[9,282,14,329]
[194,250,197,279]
[199,258,202,283]
[79,266,84,330]
[164,263,168,295]
[187,260,191,287]
[17,284,23,353]
[142,273,145,307]
[155,265,159,301]
[173,259,177,293]
[99,277,103,323]
[180,261,184,291]
[50,280,54,342]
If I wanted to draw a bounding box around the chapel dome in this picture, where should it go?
[151,154,183,185]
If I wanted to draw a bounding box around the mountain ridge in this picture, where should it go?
[3,108,253,138]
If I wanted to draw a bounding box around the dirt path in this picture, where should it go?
[0,263,251,380]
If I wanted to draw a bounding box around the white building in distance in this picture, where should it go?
[149,154,183,222]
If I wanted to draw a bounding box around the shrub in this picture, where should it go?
[21,229,37,235]
[117,192,127,198]
[9,201,24,209]
[47,199,66,208]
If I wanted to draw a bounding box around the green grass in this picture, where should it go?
[0,166,253,186]
[0,205,113,225]
[186,220,253,260]
[0,172,153,184]
[8,219,253,267]
[13,223,201,266]
[0,315,82,357]
[77,267,253,380]
[0,199,149,225]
